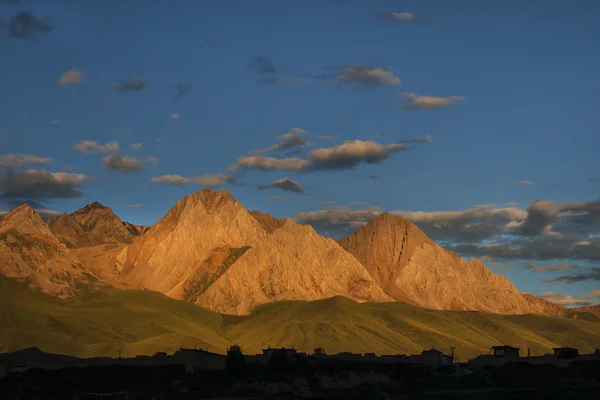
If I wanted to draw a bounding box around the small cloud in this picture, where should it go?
[576,241,591,246]
[527,262,570,272]
[519,180,535,185]
[258,178,305,193]
[237,156,310,172]
[310,140,406,170]
[399,134,433,144]
[102,155,144,173]
[59,68,85,86]
[6,11,53,40]
[144,156,159,164]
[401,92,466,110]
[253,128,311,154]
[0,154,52,169]
[129,142,143,151]
[377,12,415,21]
[584,289,600,300]
[248,56,277,75]
[226,164,238,173]
[114,77,148,92]
[150,173,237,188]
[49,120,61,124]
[317,135,337,140]
[504,201,518,207]
[174,83,192,99]
[73,140,120,154]
[369,172,380,180]
[337,65,401,89]
[129,203,144,208]
[170,113,181,119]
[538,291,592,307]
[62,165,72,171]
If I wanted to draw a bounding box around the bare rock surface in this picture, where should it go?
[338,212,538,315]
[197,219,393,315]
[49,202,146,248]
[0,205,95,298]
[116,189,268,296]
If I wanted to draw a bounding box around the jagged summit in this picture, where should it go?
[76,201,108,212]
[0,204,47,234]
[48,200,145,248]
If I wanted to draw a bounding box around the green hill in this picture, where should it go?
[1,276,599,360]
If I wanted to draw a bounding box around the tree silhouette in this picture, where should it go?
[313,347,326,356]
[226,344,245,374]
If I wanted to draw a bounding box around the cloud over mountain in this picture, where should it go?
[258,178,305,193]
[150,173,237,188]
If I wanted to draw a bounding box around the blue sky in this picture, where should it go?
[0,0,599,305]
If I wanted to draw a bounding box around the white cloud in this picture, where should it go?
[0,154,52,169]
[73,140,120,154]
[102,155,144,173]
[378,12,415,21]
[537,291,592,307]
[150,173,236,188]
[401,92,466,109]
[237,156,310,171]
[519,180,535,185]
[59,68,85,86]
[170,113,181,119]
[129,204,144,208]
[337,65,401,88]
[129,142,143,151]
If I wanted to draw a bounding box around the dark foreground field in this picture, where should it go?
[1,359,600,400]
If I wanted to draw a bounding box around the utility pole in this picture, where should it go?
[450,347,456,363]
[528,348,531,357]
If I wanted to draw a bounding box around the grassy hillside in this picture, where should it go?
[1,276,600,360]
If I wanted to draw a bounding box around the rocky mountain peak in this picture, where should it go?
[0,204,48,234]
[194,188,236,211]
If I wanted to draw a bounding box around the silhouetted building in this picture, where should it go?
[553,347,579,359]
[0,364,6,380]
[492,345,520,358]
[171,348,226,372]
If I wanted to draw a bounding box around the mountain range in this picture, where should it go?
[0,188,598,357]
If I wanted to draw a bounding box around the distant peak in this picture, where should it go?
[370,212,410,226]
[5,203,39,219]
[0,203,46,231]
[85,201,107,210]
[191,188,236,210]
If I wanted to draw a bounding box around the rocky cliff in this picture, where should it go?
[0,205,95,298]
[338,212,538,314]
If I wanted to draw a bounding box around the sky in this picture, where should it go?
[0,0,599,306]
